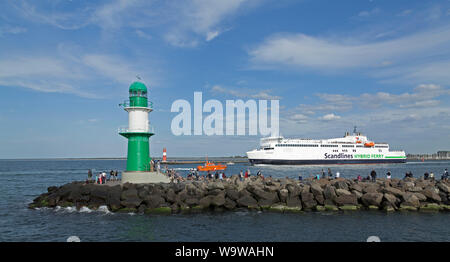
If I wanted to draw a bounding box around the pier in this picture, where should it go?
[30,176,450,214]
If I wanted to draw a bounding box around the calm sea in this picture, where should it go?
[0,159,449,242]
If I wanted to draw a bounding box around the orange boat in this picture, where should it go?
[197,161,227,172]
[364,142,375,147]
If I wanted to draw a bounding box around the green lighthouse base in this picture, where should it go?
[121,171,170,184]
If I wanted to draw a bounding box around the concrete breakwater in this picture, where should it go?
[29,176,450,213]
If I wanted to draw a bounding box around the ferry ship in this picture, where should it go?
[246,128,406,165]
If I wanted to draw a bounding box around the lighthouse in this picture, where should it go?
[119,81,170,184]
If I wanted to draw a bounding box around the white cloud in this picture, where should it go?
[15,0,256,47]
[357,8,381,17]
[135,29,152,40]
[0,48,157,98]
[249,26,450,84]
[206,30,220,41]
[319,113,341,121]
[0,25,27,36]
[211,84,281,100]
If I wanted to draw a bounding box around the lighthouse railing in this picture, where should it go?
[119,100,153,109]
[118,125,155,134]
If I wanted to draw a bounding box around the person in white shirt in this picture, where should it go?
[335,172,340,179]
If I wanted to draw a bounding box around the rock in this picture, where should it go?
[361,193,383,207]
[407,187,423,192]
[333,180,349,191]
[399,205,417,211]
[120,197,142,209]
[350,183,363,192]
[310,183,324,196]
[224,198,236,210]
[286,195,302,208]
[285,184,302,197]
[339,205,359,211]
[143,194,166,208]
[323,185,337,200]
[363,185,379,194]
[208,181,225,191]
[300,192,317,210]
[324,205,339,211]
[106,185,121,211]
[336,189,352,196]
[382,187,404,198]
[314,194,325,205]
[279,189,289,203]
[334,194,358,206]
[121,187,138,201]
[236,195,258,208]
[165,189,177,203]
[437,182,450,193]
[383,193,399,206]
[352,190,363,199]
[421,188,442,203]
[211,193,226,207]
[413,193,427,202]
[198,196,213,209]
[419,203,441,212]
[401,193,420,208]
[225,188,239,201]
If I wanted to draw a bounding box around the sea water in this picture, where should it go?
[0,159,449,242]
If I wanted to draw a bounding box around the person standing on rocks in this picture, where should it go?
[88,169,92,182]
[370,170,377,182]
[298,174,303,181]
[327,168,333,179]
[335,172,340,179]
[386,171,392,180]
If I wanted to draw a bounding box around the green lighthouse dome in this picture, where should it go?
[129,81,148,107]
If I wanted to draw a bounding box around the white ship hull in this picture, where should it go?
[247,132,406,165]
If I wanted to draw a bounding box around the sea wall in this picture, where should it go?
[29,176,450,213]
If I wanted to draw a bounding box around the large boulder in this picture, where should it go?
[310,183,324,196]
[224,198,237,210]
[383,193,399,206]
[334,194,358,206]
[421,188,441,203]
[106,185,122,211]
[279,189,289,203]
[121,187,138,201]
[401,193,420,208]
[236,195,258,208]
[286,184,302,197]
[300,192,317,210]
[211,192,226,207]
[286,195,302,208]
[363,185,380,194]
[437,182,450,194]
[323,185,337,200]
[350,183,363,192]
[143,194,166,208]
[333,180,349,191]
[336,189,352,196]
[382,187,404,198]
[361,193,383,207]
[225,188,239,201]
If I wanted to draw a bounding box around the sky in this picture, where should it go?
[1,0,450,158]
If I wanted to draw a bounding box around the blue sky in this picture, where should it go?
[1,0,450,158]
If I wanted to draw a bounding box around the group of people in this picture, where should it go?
[309,168,341,180]
[87,169,119,184]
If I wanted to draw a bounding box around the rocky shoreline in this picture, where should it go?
[29,176,450,214]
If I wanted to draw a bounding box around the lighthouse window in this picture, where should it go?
[137,91,141,96]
